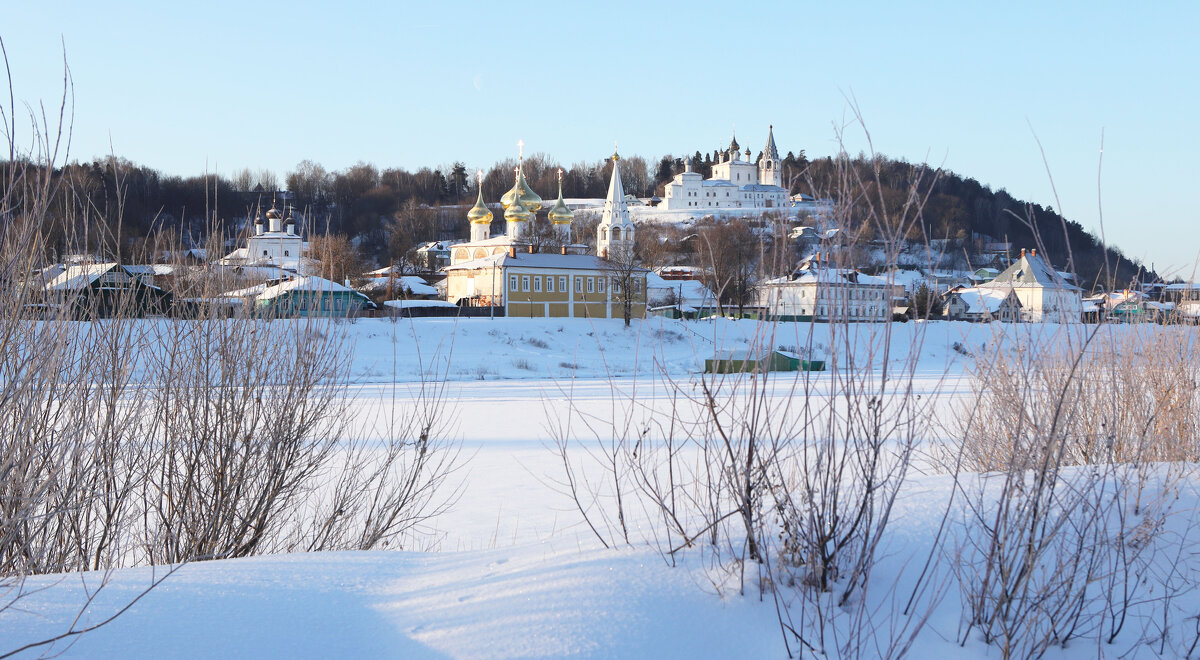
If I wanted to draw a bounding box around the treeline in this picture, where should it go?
[1,144,1150,287]
[793,155,1147,289]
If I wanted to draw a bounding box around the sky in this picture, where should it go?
[3,1,1198,274]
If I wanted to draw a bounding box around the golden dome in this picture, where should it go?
[548,180,573,226]
[504,196,531,224]
[467,187,493,225]
[501,162,542,213]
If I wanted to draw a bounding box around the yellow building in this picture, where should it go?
[445,246,647,319]
[444,146,646,320]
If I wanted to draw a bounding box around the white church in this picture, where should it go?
[660,126,790,212]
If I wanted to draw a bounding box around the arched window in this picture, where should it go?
[612,227,621,241]
[601,228,607,241]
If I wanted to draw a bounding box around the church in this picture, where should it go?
[660,126,789,212]
[444,146,647,320]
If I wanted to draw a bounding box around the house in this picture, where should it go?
[943,287,1023,322]
[979,249,1081,323]
[444,248,648,320]
[971,267,1000,284]
[44,263,172,317]
[414,241,453,271]
[646,272,716,318]
[758,268,892,323]
[1165,282,1200,322]
[223,275,370,317]
[360,268,440,300]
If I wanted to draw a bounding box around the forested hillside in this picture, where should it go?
[2,146,1150,290]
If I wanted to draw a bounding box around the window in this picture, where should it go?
[587,277,594,293]
[574,277,583,293]
[522,276,530,292]
[284,250,290,257]
[559,276,567,292]
[533,277,542,292]
[613,280,621,294]
[597,278,605,294]
[510,275,519,291]
[546,276,554,293]
[263,250,269,257]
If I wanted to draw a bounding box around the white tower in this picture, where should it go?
[597,148,635,259]
[758,124,782,188]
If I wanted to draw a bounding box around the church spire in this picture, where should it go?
[763,124,779,161]
[598,146,634,259]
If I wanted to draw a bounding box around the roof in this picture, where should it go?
[983,253,1078,290]
[741,184,786,192]
[45,263,121,291]
[225,275,369,302]
[359,275,438,296]
[955,288,1018,314]
[124,264,176,276]
[767,267,892,287]
[445,251,648,274]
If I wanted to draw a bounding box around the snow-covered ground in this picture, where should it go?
[2,318,1198,658]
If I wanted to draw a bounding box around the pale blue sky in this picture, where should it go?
[4,1,1197,273]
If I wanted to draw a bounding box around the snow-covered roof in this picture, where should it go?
[45,263,121,291]
[359,275,438,297]
[1164,282,1200,291]
[257,276,368,301]
[955,288,1018,315]
[770,268,892,288]
[741,184,786,192]
[645,273,716,306]
[124,264,176,276]
[225,276,368,302]
[445,252,647,274]
[983,253,1078,290]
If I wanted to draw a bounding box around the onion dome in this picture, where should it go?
[500,164,543,215]
[728,133,739,152]
[467,187,493,225]
[504,195,531,224]
[548,178,573,226]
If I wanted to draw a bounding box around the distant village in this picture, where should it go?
[26,128,1200,326]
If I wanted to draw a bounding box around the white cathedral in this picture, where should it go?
[660,126,789,212]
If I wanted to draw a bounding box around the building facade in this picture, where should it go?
[661,126,789,211]
[758,268,892,322]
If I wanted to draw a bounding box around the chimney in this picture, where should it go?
[1031,249,1037,257]
[561,245,567,255]
[508,246,517,258]
[1020,248,1026,258]
[528,244,535,254]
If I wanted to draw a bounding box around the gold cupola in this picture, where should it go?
[548,169,573,226]
[504,194,531,225]
[502,163,542,214]
[500,140,543,214]
[467,186,493,225]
